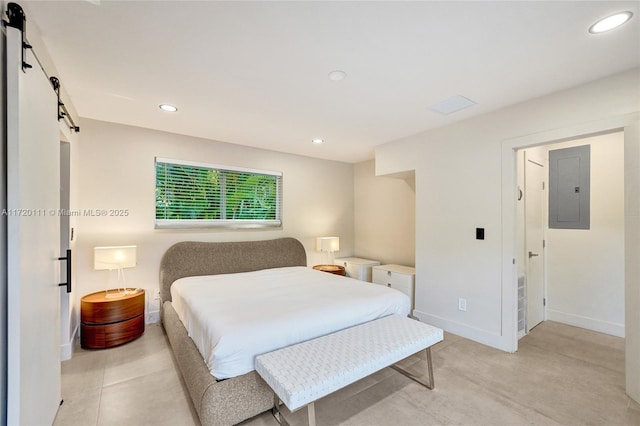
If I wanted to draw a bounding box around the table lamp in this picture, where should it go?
[94,245,137,298]
[316,237,339,265]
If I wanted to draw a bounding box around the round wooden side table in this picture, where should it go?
[80,288,145,349]
[312,264,346,276]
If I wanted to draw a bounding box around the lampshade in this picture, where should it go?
[316,237,339,252]
[94,246,137,270]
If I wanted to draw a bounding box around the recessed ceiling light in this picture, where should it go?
[312,138,324,144]
[159,104,178,112]
[589,11,633,34]
[328,70,347,81]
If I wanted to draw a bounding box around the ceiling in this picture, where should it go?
[22,1,640,163]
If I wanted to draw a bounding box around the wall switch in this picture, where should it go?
[476,228,484,240]
[458,298,467,312]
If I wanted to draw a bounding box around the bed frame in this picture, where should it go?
[159,238,307,426]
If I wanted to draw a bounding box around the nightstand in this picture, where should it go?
[312,264,346,276]
[372,264,415,309]
[80,288,145,349]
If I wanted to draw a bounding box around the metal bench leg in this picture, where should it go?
[390,346,435,390]
[271,394,290,426]
[308,402,316,426]
[270,394,316,426]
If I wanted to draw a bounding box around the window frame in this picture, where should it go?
[155,157,282,229]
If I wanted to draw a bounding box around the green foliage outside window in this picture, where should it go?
[155,159,281,227]
[224,171,278,220]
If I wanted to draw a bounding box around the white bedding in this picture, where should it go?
[170,266,411,379]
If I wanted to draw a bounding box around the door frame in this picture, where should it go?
[501,112,639,353]
[60,140,73,360]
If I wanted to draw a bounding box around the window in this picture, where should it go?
[155,157,282,229]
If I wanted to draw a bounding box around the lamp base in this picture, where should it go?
[105,292,126,299]
[104,288,140,299]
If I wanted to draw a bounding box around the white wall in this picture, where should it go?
[625,121,640,402]
[75,119,354,323]
[545,132,625,337]
[353,160,415,266]
[375,68,639,355]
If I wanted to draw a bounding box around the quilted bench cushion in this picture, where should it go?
[255,315,443,411]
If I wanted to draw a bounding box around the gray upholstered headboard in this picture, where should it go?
[159,237,307,302]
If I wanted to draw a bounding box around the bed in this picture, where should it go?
[160,238,410,425]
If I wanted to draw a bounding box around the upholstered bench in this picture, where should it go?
[255,315,444,425]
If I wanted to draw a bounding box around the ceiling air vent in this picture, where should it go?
[429,95,476,115]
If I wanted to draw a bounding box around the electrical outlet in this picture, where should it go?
[458,298,467,312]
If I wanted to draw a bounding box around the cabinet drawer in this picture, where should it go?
[345,263,378,281]
[335,257,380,282]
[372,268,388,286]
[338,262,356,279]
[388,272,413,288]
[390,277,414,299]
[81,314,145,349]
[81,291,145,324]
[373,268,413,284]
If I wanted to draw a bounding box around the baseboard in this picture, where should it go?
[412,309,513,352]
[546,309,624,337]
[60,323,79,361]
[146,310,160,324]
[60,342,73,361]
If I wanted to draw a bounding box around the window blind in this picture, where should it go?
[155,157,282,229]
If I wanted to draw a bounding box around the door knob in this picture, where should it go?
[528,251,539,259]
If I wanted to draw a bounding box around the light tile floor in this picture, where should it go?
[54,321,640,426]
[54,324,199,426]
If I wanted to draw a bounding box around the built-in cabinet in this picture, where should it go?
[372,264,415,310]
[334,257,380,282]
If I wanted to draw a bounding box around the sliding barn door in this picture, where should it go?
[6,25,62,425]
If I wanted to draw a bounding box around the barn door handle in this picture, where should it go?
[58,249,72,293]
[528,251,539,259]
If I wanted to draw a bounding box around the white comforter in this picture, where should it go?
[170,266,411,379]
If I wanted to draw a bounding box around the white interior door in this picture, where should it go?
[6,26,62,425]
[525,152,546,331]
